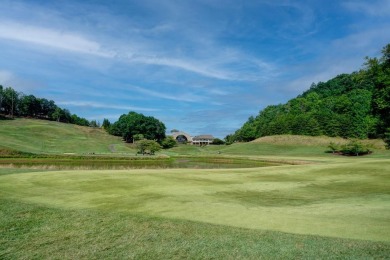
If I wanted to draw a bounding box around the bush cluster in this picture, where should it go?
[328,140,372,156]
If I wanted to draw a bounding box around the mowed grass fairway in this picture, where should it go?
[1,158,390,258]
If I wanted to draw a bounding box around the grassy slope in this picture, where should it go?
[252,134,386,149]
[164,135,388,159]
[1,118,387,159]
[0,118,136,155]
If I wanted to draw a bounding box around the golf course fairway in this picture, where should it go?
[1,158,389,243]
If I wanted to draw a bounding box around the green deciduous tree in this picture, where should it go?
[211,138,225,145]
[384,129,390,150]
[340,140,372,156]
[365,44,390,134]
[136,139,162,155]
[2,87,19,117]
[102,118,111,130]
[19,94,40,117]
[161,136,177,149]
[133,133,145,142]
[0,85,4,114]
[109,111,166,143]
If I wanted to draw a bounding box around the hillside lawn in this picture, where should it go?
[1,118,390,258]
[0,118,136,155]
[0,118,387,157]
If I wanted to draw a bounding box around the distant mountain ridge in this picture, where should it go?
[226,44,390,143]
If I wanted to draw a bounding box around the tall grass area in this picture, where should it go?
[0,118,136,155]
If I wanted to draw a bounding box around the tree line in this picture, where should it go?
[0,86,98,127]
[0,86,176,150]
[226,44,390,145]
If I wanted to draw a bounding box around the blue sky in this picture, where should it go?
[0,0,389,138]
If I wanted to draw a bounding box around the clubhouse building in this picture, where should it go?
[171,131,215,146]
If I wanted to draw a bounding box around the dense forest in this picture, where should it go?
[226,44,390,143]
[0,86,97,127]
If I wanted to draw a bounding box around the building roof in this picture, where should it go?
[192,135,214,140]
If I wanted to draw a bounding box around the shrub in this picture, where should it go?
[327,142,340,154]
[211,138,225,145]
[384,129,390,150]
[136,140,161,155]
[327,139,372,156]
[161,136,177,149]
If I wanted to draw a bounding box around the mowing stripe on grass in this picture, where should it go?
[1,159,389,242]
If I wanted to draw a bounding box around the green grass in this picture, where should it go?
[0,118,136,155]
[252,134,386,149]
[2,198,389,259]
[1,159,389,243]
[1,119,388,160]
[0,200,390,259]
[1,119,390,258]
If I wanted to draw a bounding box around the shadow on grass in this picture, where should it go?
[0,114,14,120]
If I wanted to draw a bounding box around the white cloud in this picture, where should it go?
[331,26,390,54]
[0,21,114,57]
[130,56,233,80]
[125,49,276,82]
[130,85,205,103]
[343,0,390,16]
[56,101,159,112]
[0,70,14,84]
[0,20,272,82]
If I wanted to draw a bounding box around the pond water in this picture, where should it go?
[170,157,284,169]
[0,156,286,170]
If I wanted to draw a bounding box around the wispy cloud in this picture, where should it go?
[0,21,113,57]
[1,0,389,138]
[130,85,205,103]
[343,0,390,16]
[56,101,159,112]
[0,70,14,84]
[130,56,234,81]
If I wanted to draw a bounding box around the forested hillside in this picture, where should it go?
[226,44,390,143]
[0,86,96,127]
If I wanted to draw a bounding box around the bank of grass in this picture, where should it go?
[0,118,136,155]
[213,136,389,159]
[252,134,386,149]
